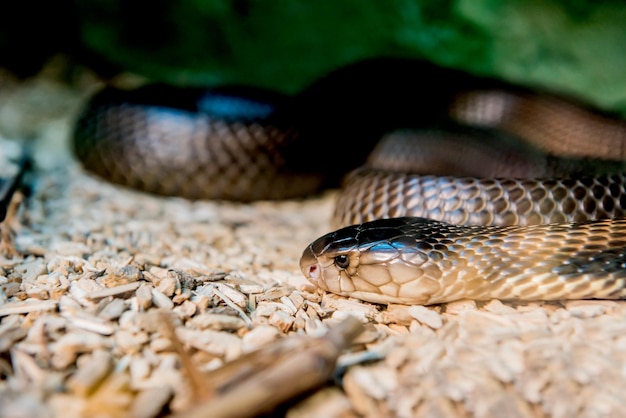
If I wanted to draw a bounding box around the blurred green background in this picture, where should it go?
[2,0,625,115]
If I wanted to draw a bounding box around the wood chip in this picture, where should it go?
[151,288,174,310]
[564,300,608,318]
[63,312,115,335]
[135,282,153,310]
[268,310,295,333]
[50,331,108,369]
[86,281,142,300]
[408,305,443,329]
[241,324,280,352]
[320,294,379,322]
[176,328,243,361]
[66,349,113,396]
[287,387,354,418]
[130,386,173,418]
[0,299,57,316]
[187,313,246,331]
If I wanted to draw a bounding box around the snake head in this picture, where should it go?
[300,217,446,305]
[300,227,360,298]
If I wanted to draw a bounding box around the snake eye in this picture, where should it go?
[334,255,350,269]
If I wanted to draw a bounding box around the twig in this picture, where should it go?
[169,315,364,418]
[209,283,253,327]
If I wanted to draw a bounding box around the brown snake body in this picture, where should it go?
[72,58,626,305]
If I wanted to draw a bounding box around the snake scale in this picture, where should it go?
[72,58,626,305]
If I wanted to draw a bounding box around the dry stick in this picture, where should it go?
[0,149,30,258]
[159,311,208,402]
[0,189,24,258]
[0,151,28,224]
[169,315,364,418]
[210,284,253,327]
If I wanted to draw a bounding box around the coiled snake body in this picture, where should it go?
[72,59,626,305]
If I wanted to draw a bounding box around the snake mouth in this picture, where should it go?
[299,246,321,283]
[304,263,319,280]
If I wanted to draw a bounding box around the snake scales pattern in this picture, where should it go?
[72,58,626,305]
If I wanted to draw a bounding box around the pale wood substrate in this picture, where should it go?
[1,69,626,418]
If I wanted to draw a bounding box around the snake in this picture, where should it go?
[71,58,626,305]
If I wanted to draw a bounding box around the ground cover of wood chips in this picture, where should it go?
[1,62,626,418]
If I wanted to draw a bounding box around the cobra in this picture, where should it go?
[71,58,626,305]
